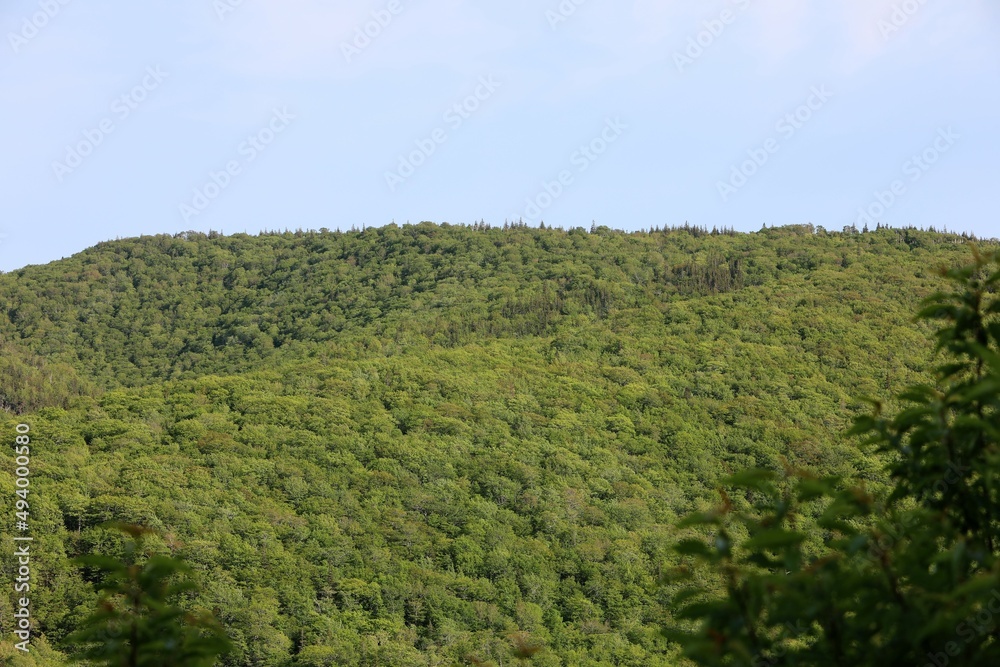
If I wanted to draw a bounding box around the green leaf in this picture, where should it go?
[744,529,806,552]
[723,469,778,492]
[675,539,715,558]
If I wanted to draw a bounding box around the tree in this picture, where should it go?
[67,523,231,667]
[2,224,995,665]
[667,248,1000,666]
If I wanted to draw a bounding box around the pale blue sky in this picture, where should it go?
[2,0,998,271]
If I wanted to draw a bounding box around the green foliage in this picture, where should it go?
[668,249,1000,665]
[67,523,231,667]
[0,224,995,664]
[0,340,96,414]
[0,635,70,667]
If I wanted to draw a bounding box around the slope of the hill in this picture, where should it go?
[0,224,992,666]
[0,223,973,392]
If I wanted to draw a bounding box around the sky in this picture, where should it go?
[1,0,998,271]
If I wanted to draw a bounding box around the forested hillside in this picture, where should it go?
[0,223,992,666]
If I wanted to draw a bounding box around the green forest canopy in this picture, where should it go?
[0,222,994,665]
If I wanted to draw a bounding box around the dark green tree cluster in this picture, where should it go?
[669,249,1000,665]
[0,340,96,414]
